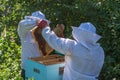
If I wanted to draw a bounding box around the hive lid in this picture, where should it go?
[30,54,65,65]
[30,24,65,57]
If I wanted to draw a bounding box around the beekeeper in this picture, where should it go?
[17,11,46,79]
[36,20,105,80]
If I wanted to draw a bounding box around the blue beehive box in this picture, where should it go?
[25,54,65,80]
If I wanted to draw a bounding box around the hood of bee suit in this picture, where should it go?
[24,11,46,20]
[72,22,101,49]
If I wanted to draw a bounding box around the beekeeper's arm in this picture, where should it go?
[42,26,76,55]
[36,19,76,55]
[17,17,37,37]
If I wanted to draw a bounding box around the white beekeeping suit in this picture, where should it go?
[41,22,104,80]
[17,11,46,69]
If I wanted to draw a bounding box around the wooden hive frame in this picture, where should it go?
[30,24,65,57]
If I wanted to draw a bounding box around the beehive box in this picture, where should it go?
[25,24,65,80]
[25,54,65,80]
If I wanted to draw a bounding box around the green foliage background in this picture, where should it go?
[0,0,120,80]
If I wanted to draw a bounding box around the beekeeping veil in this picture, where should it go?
[72,22,101,49]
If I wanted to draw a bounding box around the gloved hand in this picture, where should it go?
[37,19,48,30]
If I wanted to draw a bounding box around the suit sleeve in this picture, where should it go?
[42,26,76,55]
[17,19,36,37]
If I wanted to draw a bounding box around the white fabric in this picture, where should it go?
[17,11,46,69]
[72,22,101,50]
[79,22,96,33]
[32,11,46,19]
[42,23,104,80]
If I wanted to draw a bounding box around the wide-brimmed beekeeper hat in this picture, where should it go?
[31,11,46,19]
[25,11,50,24]
[72,22,101,48]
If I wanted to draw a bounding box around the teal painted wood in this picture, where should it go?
[25,59,65,80]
